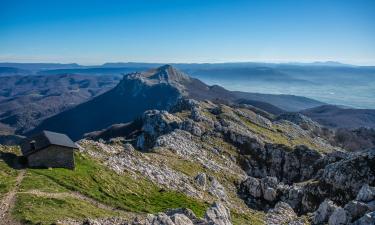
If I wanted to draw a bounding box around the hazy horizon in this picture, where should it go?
[0,60,374,67]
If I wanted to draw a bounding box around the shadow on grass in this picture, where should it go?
[0,152,27,169]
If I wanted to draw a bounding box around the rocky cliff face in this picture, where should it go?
[75,96,375,225]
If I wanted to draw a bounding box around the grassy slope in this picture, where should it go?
[12,152,208,224]
[0,145,263,225]
[0,145,20,199]
[29,153,208,215]
[13,194,118,225]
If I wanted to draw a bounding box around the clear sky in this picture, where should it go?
[1,0,374,65]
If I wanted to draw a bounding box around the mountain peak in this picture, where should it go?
[146,64,190,84]
[121,65,190,87]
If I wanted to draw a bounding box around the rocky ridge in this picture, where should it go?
[77,96,375,224]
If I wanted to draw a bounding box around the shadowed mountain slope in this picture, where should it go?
[0,74,121,135]
[31,66,184,140]
[302,105,375,129]
[233,91,324,112]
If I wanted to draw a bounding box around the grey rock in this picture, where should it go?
[129,202,232,225]
[123,143,135,152]
[146,213,175,225]
[241,176,262,198]
[208,177,227,200]
[181,119,203,136]
[276,112,321,132]
[242,144,323,185]
[171,98,199,112]
[261,177,278,202]
[284,185,304,210]
[155,130,198,157]
[352,211,375,225]
[204,202,232,225]
[195,173,207,190]
[263,187,278,202]
[170,214,194,225]
[356,184,375,203]
[328,207,351,225]
[321,149,375,202]
[312,199,338,225]
[344,201,371,221]
[137,110,182,150]
[266,202,298,225]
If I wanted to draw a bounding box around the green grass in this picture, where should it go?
[27,152,208,217]
[13,193,118,225]
[0,163,18,198]
[231,211,265,225]
[19,171,68,193]
[174,110,191,119]
[0,146,20,199]
[238,115,291,146]
[160,153,206,177]
[238,115,326,151]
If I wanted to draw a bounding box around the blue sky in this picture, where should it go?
[0,0,374,65]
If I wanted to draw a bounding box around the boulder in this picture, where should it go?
[241,176,262,198]
[284,185,304,210]
[352,211,375,225]
[356,184,375,202]
[328,207,351,225]
[146,213,176,225]
[312,199,338,225]
[261,177,278,202]
[170,213,194,225]
[320,149,375,203]
[181,119,203,136]
[204,202,232,225]
[263,187,278,202]
[265,202,298,225]
[194,173,207,190]
[137,110,182,150]
[208,176,227,200]
[344,200,371,221]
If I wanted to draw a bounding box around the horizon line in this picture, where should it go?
[1,60,375,67]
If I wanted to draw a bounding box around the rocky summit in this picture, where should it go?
[0,66,374,225]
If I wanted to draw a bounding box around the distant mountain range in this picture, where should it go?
[0,63,374,142]
[302,105,375,129]
[0,62,81,71]
[0,74,121,135]
[2,61,374,108]
[0,61,372,73]
[28,65,325,140]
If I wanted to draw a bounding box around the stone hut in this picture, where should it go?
[21,130,77,169]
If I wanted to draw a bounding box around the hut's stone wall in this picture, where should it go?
[27,145,75,169]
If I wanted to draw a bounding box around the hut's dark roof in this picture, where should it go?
[21,130,77,156]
